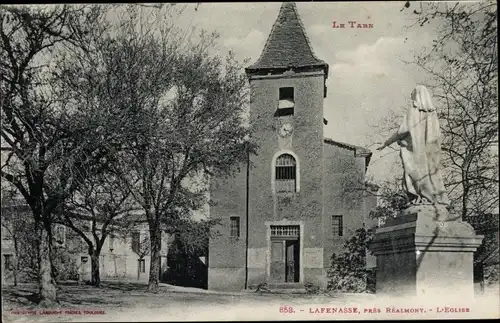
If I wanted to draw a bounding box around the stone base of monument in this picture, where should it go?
[369,205,484,301]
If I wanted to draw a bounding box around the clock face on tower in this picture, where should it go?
[279,123,293,137]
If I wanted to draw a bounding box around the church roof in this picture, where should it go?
[324,138,372,171]
[246,2,328,74]
[324,138,372,158]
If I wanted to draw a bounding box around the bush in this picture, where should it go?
[484,264,500,288]
[53,252,80,281]
[255,282,270,293]
[366,267,376,294]
[326,228,373,293]
[304,281,320,294]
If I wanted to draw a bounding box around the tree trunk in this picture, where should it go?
[37,220,57,306]
[137,258,140,281]
[13,261,18,287]
[91,252,101,287]
[13,239,18,287]
[147,226,161,292]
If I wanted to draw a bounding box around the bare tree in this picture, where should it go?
[370,2,498,219]
[400,1,498,219]
[131,232,151,281]
[0,5,129,305]
[54,173,139,287]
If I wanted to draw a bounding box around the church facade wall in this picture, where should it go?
[208,142,370,291]
[207,73,370,291]
[322,143,370,268]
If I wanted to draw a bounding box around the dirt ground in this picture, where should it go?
[2,281,498,322]
[1,281,359,322]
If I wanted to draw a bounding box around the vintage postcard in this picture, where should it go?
[1,1,498,322]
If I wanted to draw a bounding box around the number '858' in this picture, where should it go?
[279,306,294,313]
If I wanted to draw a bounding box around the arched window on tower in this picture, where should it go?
[275,154,297,193]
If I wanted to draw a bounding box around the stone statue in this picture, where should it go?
[371,85,483,298]
[377,85,450,207]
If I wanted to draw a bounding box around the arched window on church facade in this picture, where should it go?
[275,154,297,193]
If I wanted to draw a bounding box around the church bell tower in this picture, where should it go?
[208,1,373,292]
[244,2,329,286]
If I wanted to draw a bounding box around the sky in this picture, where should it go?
[0,3,454,186]
[3,3,494,219]
[168,1,440,183]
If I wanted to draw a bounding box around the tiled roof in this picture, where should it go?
[324,138,372,158]
[246,2,328,74]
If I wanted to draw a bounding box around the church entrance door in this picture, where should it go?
[270,225,300,283]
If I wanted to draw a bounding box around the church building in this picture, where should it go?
[208,2,376,291]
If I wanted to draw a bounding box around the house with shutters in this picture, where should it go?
[208,2,377,291]
[1,197,172,284]
[73,221,172,283]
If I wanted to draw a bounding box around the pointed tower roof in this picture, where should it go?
[246,2,328,76]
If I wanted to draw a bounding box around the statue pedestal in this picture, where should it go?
[369,205,484,300]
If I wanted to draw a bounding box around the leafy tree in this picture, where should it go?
[0,5,130,305]
[368,179,410,226]
[327,179,408,294]
[166,218,219,288]
[169,218,219,255]
[95,8,255,292]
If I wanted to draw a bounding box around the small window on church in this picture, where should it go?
[230,217,240,237]
[277,87,294,116]
[332,215,343,237]
[275,154,297,192]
